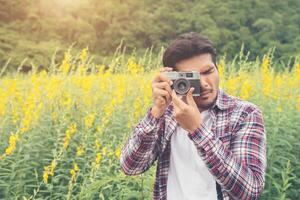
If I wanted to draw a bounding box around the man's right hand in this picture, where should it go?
[151,67,173,118]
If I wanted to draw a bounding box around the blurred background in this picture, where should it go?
[0,0,299,70]
[0,1,299,200]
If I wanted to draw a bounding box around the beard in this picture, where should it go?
[195,98,216,111]
[194,92,217,112]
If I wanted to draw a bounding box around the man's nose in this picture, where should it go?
[200,76,209,88]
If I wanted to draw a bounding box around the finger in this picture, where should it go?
[159,67,173,72]
[154,82,172,95]
[153,88,171,103]
[172,97,179,115]
[153,88,170,99]
[153,74,172,85]
[156,96,166,105]
[172,108,179,119]
[186,87,198,108]
[152,80,173,98]
[171,90,186,109]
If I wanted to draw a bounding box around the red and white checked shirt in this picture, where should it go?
[121,89,267,200]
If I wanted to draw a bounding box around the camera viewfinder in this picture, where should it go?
[186,73,193,77]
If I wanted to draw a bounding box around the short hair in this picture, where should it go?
[162,32,217,69]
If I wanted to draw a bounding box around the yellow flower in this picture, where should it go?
[294,63,300,81]
[20,126,29,134]
[80,48,88,62]
[43,171,49,184]
[50,160,57,175]
[0,90,7,117]
[74,163,79,171]
[102,147,107,156]
[70,163,80,181]
[43,160,57,184]
[218,58,226,79]
[70,169,75,176]
[5,133,19,156]
[84,113,95,129]
[95,139,101,150]
[276,106,283,113]
[96,65,106,75]
[115,147,121,159]
[77,64,86,75]
[51,112,58,122]
[96,125,104,134]
[11,109,19,125]
[63,123,77,150]
[224,76,240,96]
[76,146,85,157]
[60,51,71,75]
[38,70,48,77]
[262,55,270,72]
[127,57,144,74]
[239,79,253,100]
[95,153,102,164]
[60,92,73,110]
[133,97,143,120]
[261,56,272,96]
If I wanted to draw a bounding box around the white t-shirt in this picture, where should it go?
[167,110,217,200]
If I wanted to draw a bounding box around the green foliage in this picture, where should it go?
[0,0,300,70]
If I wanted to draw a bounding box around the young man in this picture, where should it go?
[120,32,266,200]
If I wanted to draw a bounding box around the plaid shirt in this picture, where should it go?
[121,89,266,200]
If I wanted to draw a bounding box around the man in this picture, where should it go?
[120,32,266,200]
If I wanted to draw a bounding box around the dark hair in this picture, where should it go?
[162,32,217,69]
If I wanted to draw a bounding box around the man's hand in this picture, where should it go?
[171,88,202,133]
[151,67,173,118]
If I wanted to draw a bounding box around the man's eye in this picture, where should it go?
[202,68,214,75]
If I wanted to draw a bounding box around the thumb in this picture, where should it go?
[186,87,197,108]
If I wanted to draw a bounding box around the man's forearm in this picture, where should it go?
[120,108,164,175]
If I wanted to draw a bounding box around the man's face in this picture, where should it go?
[175,53,219,111]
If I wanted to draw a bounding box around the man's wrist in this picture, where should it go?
[139,108,162,135]
[188,126,201,135]
[150,105,164,119]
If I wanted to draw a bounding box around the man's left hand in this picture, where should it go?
[171,88,202,133]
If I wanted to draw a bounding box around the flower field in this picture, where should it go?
[0,49,299,199]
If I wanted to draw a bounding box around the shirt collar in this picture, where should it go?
[212,89,231,111]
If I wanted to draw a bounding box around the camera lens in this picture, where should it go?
[178,82,186,90]
[174,78,190,95]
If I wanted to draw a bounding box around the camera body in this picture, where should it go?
[162,71,201,96]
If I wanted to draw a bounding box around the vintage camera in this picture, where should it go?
[162,71,201,96]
